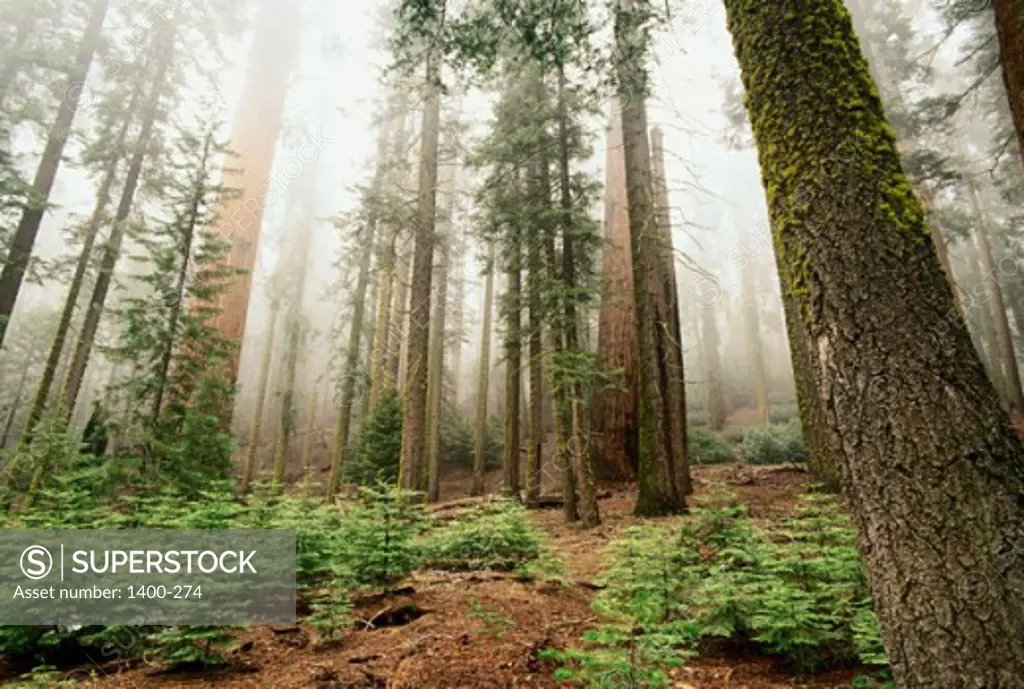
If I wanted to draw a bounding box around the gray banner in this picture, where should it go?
[0,529,296,625]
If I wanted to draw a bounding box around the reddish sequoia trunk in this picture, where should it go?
[591,100,638,482]
[209,0,301,398]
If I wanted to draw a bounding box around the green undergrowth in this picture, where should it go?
[0,486,550,681]
[546,493,887,687]
[740,419,806,465]
[687,428,735,465]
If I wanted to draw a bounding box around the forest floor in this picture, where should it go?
[43,459,870,689]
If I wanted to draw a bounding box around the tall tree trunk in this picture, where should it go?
[741,264,770,425]
[0,11,34,113]
[151,134,212,426]
[592,101,638,481]
[555,64,597,524]
[993,0,1024,167]
[614,0,686,516]
[399,53,441,492]
[471,243,495,496]
[649,126,692,495]
[209,0,301,396]
[368,236,397,411]
[59,23,174,420]
[1,366,29,449]
[272,196,316,488]
[301,383,318,481]
[699,294,727,430]
[0,0,109,348]
[968,178,1024,416]
[325,92,401,497]
[526,163,545,507]
[389,243,412,391]
[18,85,140,446]
[503,225,523,498]
[449,231,466,410]
[724,0,1024,684]
[425,226,450,502]
[241,302,278,493]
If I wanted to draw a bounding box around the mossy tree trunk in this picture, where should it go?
[0,0,109,349]
[724,0,1024,684]
[613,0,686,516]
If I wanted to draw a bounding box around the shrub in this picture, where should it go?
[687,429,734,465]
[571,495,886,677]
[439,407,503,468]
[338,484,426,588]
[721,425,746,444]
[343,391,403,485]
[741,420,806,465]
[422,498,544,571]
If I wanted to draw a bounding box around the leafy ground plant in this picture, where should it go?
[421,498,544,571]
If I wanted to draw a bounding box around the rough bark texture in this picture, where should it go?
[614,0,686,516]
[471,244,495,496]
[994,0,1024,167]
[0,0,108,348]
[650,126,692,495]
[399,55,441,492]
[60,24,175,418]
[241,304,278,493]
[592,100,639,481]
[209,0,300,392]
[724,0,1024,685]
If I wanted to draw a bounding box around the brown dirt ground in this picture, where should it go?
[10,463,868,689]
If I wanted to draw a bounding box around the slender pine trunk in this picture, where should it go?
[60,23,175,420]
[241,303,278,493]
[0,0,109,348]
[399,51,441,492]
[471,243,495,496]
[17,84,140,447]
